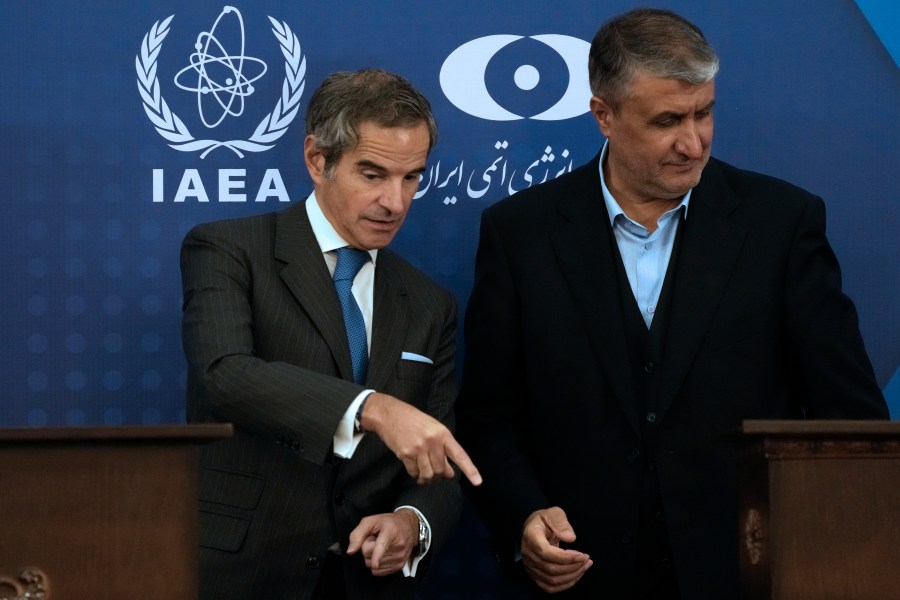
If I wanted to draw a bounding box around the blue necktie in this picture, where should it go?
[333,247,370,385]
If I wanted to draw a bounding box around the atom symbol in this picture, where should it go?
[173,6,267,128]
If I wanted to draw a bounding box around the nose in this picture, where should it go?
[675,122,704,159]
[379,179,406,214]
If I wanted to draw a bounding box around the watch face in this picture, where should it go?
[416,517,427,556]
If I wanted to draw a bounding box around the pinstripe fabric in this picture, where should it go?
[181,201,461,600]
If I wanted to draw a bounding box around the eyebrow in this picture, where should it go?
[356,159,427,176]
[650,99,716,122]
[356,160,387,172]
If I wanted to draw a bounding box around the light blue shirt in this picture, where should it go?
[598,142,691,328]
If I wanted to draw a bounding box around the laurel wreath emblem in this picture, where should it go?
[135,15,306,158]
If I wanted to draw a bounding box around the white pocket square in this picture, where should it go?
[401,351,433,364]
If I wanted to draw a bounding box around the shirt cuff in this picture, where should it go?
[395,505,431,577]
[333,390,374,458]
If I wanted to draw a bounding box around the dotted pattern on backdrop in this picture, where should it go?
[6,131,190,427]
[18,217,187,426]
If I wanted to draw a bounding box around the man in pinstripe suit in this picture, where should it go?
[181,69,481,599]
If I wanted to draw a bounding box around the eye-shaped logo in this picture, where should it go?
[440,34,591,121]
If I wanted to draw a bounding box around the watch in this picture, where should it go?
[353,394,370,434]
[412,513,428,558]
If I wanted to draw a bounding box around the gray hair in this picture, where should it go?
[305,68,437,176]
[588,8,719,112]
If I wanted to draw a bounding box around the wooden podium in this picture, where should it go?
[0,424,231,600]
[737,420,900,600]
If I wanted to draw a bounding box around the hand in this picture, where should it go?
[346,509,419,576]
[521,507,592,593]
[361,393,482,486]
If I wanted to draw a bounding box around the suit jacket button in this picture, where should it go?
[643,361,655,373]
[334,493,345,506]
[621,530,633,545]
[306,555,320,569]
[626,449,641,463]
[646,412,657,423]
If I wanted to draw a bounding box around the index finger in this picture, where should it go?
[444,437,483,486]
[540,512,572,543]
[369,530,391,571]
[347,518,375,554]
[523,525,588,564]
[523,534,589,566]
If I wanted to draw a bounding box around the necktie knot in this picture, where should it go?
[333,246,369,283]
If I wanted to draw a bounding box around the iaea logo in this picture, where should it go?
[440,34,591,121]
[136,6,306,158]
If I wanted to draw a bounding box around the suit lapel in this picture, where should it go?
[550,156,641,435]
[274,202,355,382]
[657,160,746,415]
[367,251,407,391]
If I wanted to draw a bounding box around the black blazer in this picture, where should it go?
[457,153,887,598]
[181,201,461,599]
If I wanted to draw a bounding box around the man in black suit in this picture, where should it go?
[181,69,480,599]
[456,9,888,599]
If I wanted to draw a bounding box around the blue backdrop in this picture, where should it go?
[2,1,898,596]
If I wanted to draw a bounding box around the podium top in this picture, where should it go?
[740,419,900,438]
[0,423,233,443]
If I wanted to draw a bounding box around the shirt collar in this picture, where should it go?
[598,140,692,229]
[305,191,378,263]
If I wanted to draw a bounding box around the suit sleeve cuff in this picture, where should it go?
[333,390,374,458]
[395,505,431,577]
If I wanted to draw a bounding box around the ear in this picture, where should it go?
[304,135,327,184]
[590,96,615,137]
